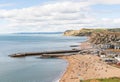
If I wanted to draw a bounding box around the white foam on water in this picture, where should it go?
[53,60,68,82]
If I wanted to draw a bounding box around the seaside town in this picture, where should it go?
[64,29,120,65]
[1,0,120,82]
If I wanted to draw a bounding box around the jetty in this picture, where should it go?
[40,54,71,58]
[9,49,81,57]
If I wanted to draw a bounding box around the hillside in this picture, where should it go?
[89,32,120,44]
[64,28,120,36]
[108,28,120,32]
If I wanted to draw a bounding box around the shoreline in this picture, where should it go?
[58,57,70,82]
[59,54,120,82]
[8,41,120,82]
[53,59,68,82]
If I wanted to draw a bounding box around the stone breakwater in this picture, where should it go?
[9,49,81,57]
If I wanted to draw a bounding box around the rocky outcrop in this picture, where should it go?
[89,32,120,44]
[64,30,81,36]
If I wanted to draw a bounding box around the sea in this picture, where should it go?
[0,33,87,82]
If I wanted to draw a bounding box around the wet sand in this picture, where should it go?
[59,54,120,82]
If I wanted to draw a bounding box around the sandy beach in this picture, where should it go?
[59,54,120,82]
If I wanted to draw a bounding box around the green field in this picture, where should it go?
[83,77,120,82]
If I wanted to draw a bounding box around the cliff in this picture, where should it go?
[64,30,82,36]
[89,32,120,44]
[64,28,120,36]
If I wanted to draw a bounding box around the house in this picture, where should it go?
[115,57,120,62]
[109,41,120,49]
[115,54,120,62]
[99,44,112,49]
[113,41,120,49]
[102,58,118,64]
[100,54,106,58]
[99,41,120,50]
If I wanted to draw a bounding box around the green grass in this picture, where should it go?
[83,77,120,82]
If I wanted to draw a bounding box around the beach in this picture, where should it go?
[59,54,120,82]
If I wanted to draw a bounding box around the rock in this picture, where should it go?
[70,45,79,47]
[89,32,120,44]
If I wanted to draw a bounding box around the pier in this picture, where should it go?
[9,49,81,57]
[41,54,71,58]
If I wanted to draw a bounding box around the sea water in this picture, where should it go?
[0,33,87,82]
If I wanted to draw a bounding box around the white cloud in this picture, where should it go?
[0,0,120,33]
[0,1,92,33]
[89,0,120,5]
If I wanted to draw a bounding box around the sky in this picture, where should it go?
[0,0,120,33]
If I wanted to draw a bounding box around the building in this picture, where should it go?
[99,41,120,50]
[113,41,120,49]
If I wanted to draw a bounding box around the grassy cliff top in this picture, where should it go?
[83,77,120,82]
[64,28,120,36]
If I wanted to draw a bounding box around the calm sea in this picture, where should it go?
[0,33,87,82]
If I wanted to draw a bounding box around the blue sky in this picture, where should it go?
[0,0,120,33]
[91,4,120,18]
[0,0,49,9]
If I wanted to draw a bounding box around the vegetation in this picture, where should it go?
[64,28,120,36]
[83,77,120,82]
[89,32,120,44]
[108,28,120,32]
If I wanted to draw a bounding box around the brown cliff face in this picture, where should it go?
[64,28,120,45]
[63,30,81,36]
[89,32,120,44]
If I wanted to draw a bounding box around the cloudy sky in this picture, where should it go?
[0,0,120,33]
